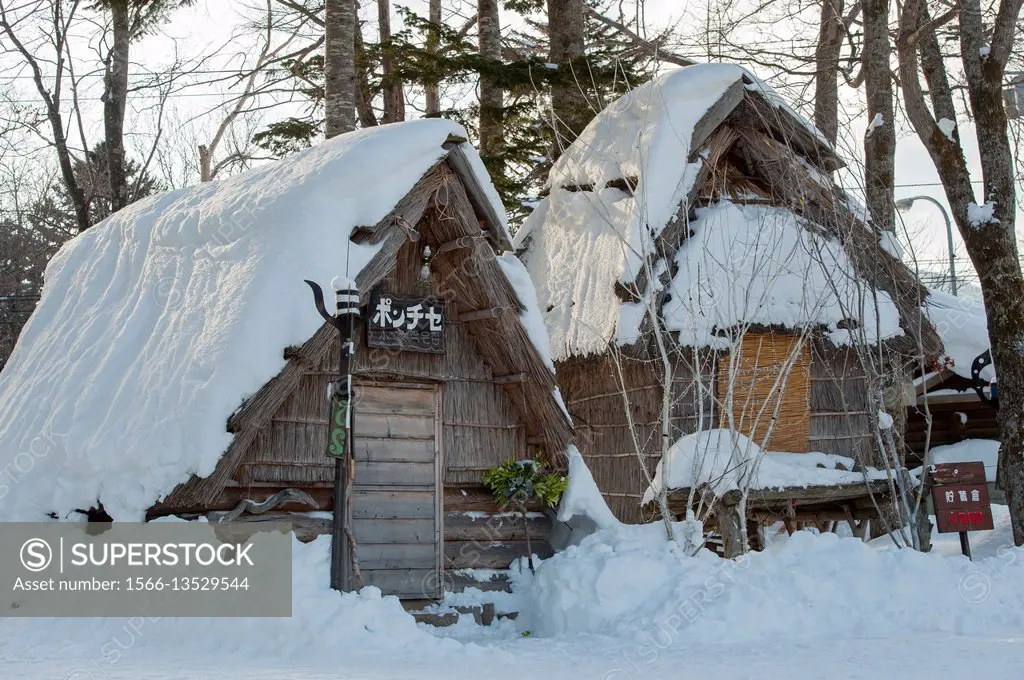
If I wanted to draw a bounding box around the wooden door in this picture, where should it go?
[351,382,443,598]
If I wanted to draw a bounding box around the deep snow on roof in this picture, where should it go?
[0,119,509,521]
[516,64,899,360]
[924,291,992,380]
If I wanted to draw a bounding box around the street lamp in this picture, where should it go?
[896,195,958,296]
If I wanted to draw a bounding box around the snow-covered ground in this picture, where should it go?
[3,506,1023,679]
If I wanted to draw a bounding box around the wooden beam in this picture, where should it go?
[440,140,512,251]
[493,373,529,384]
[457,307,507,322]
[436,234,484,255]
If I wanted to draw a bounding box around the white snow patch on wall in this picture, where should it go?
[556,444,620,530]
[0,119,490,521]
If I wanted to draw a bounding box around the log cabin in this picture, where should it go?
[513,64,944,547]
[0,120,573,599]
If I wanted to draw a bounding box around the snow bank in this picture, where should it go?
[930,439,1000,480]
[521,519,1024,640]
[664,202,903,348]
[557,445,619,530]
[924,291,992,380]
[0,119,501,521]
[0,536,448,661]
[642,429,889,504]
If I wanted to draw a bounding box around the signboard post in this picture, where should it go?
[367,290,445,354]
[928,462,994,560]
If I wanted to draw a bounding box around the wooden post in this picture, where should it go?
[715,500,746,558]
[959,531,972,560]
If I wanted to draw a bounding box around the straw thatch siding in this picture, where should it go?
[808,345,873,463]
[718,333,811,452]
[557,351,717,523]
[555,337,877,523]
[152,158,571,581]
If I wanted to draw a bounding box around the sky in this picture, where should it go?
[4,0,1022,288]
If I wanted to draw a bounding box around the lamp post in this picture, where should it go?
[896,195,958,296]
[305,276,361,592]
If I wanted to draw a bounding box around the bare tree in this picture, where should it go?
[477,0,502,162]
[861,0,896,233]
[547,0,587,155]
[896,0,1024,544]
[324,0,356,137]
[378,0,404,122]
[0,0,90,232]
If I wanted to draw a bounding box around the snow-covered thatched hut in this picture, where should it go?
[0,120,573,597]
[515,64,943,527]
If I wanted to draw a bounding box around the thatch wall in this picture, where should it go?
[557,351,717,523]
[808,345,874,463]
[557,338,875,523]
[151,159,572,580]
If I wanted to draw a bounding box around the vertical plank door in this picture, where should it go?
[351,382,443,598]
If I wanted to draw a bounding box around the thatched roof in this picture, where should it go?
[0,119,569,521]
[515,64,941,362]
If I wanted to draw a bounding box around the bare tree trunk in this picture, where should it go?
[897,0,1024,544]
[861,0,895,232]
[325,0,357,138]
[477,0,503,165]
[377,0,405,123]
[425,0,441,115]
[546,0,587,157]
[354,22,380,128]
[103,0,130,212]
[814,0,844,147]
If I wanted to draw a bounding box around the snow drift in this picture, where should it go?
[0,120,505,521]
[520,510,1024,640]
[0,536,448,663]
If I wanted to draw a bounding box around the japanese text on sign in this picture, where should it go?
[367,291,445,354]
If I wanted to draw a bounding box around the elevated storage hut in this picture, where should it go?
[515,64,942,533]
[0,120,572,598]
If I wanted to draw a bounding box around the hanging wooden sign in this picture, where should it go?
[366,290,445,354]
[327,389,350,459]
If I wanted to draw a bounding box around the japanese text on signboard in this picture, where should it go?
[930,462,994,533]
[367,291,445,354]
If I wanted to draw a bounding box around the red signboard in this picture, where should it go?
[930,462,994,533]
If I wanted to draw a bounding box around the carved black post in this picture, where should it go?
[305,277,360,591]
